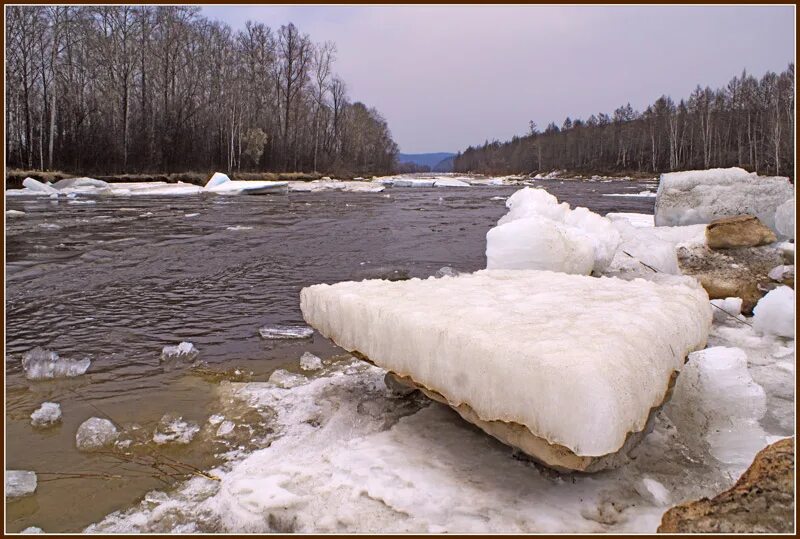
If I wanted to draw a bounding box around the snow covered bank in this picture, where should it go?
[300,270,711,469]
[654,167,794,230]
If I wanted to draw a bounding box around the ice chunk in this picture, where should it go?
[654,167,794,230]
[608,220,706,276]
[153,415,200,445]
[76,417,119,451]
[22,177,59,195]
[752,286,795,338]
[205,172,230,189]
[6,209,26,217]
[640,477,671,506]
[392,178,436,188]
[774,198,794,239]
[21,527,44,533]
[21,347,91,380]
[225,225,253,231]
[30,402,62,428]
[486,216,595,274]
[435,266,460,278]
[710,297,743,323]
[672,347,768,472]
[6,470,37,499]
[205,172,288,195]
[268,369,307,389]
[160,342,199,363]
[216,420,236,438]
[301,269,712,459]
[258,325,314,340]
[433,178,470,187]
[490,188,621,273]
[299,352,323,371]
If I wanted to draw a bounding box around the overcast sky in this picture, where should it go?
[202,5,795,154]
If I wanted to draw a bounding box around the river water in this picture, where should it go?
[5,179,655,532]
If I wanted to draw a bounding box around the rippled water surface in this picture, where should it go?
[5,179,655,532]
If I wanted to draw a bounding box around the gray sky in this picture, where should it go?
[202,5,795,154]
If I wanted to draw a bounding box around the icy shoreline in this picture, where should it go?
[84,310,793,533]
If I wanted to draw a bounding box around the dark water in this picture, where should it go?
[5,179,655,532]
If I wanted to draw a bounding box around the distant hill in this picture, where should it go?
[397,152,456,172]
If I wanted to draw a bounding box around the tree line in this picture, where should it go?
[454,64,794,178]
[5,6,398,176]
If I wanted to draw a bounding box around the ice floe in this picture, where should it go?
[160,342,199,363]
[30,402,62,428]
[204,173,288,195]
[301,269,712,464]
[258,325,314,340]
[299,352,323,371]
[654,167,794,230]
[6,470,37,499]
[76,417,119,451]
[486,188,620,274]
[153,415,201,445]
[21,347,91,380]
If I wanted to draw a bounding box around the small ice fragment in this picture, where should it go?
[153,415,200,445]
[268,369,306,389]
[140,212,153,217]
[216,420,235,437]
[21,347,91,380]
[208,414,224,425]
[160,342,199,363]
[258,325,313,340]
[76,417,118,451]
[21,527,44,533]
[30,402,62,428]
[710,297,743,323]
[299,351,323,371]
[226,225,252,231]
[490,196,507,201]
[6,209,26,216]
[641,477,671,506]
[435,266,460,278]
[752,286,795,338]
[6,470,37,499]
[185,213,200,218]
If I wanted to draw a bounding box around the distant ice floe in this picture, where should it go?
[258,325,314,340]
[21,347,91,380]
[602,191,657,198]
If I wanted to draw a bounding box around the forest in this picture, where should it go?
[5,6,398,176]
[454,65,795,179]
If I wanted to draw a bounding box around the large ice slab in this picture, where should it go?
[301,270,712,465]
[204,172,288,195]
[654,167,794,230]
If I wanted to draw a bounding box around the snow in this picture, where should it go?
[752,286,795,338]
[640,477,671,507]
[486,188,621,274]
[710,297,743,323]
[21,347,91,380]
[299,352,323,371]
[153,415,201,445]
[774,197,794,239]
[6,470,37,499]
[160,342,199,363]
[258,325,314,340]
[300,269,712,457]
[30,402,62,428]
[76,417,119,451]
[654,167,794,230]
